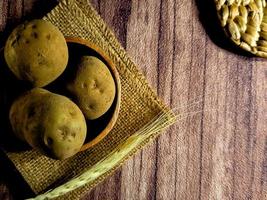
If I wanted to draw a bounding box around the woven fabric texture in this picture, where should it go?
[5,0,173,199]
[215,0,267,57]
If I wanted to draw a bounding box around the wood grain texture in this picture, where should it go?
[0,0,266,199]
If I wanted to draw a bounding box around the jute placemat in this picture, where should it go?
[215,0,267,57]
[5,0,175,199]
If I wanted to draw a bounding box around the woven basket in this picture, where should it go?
[3,1,176,199]
[215,0,267,57]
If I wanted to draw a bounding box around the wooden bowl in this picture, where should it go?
[65,37,121,151]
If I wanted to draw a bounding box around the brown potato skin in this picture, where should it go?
[4,19,68,87]
[9,88,87,160]
[68,56,116,120]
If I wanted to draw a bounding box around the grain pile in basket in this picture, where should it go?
[215,0,267,57]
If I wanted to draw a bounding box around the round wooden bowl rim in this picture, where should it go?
[65,37,121,151]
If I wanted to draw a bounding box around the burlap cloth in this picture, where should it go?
[5,0,174,199]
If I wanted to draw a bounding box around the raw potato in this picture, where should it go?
[9,88,87,160]
[4,19,68,87]
[68,56,116,120]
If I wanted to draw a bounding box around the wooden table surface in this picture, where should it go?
[0,0,267,199]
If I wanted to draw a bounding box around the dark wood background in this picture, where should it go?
[0,0,266,199]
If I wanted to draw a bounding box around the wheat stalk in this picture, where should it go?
[27,99,218,200]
